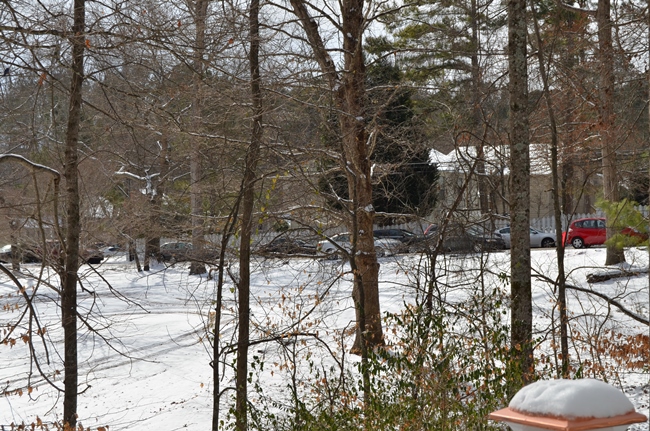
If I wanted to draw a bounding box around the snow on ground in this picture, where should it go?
[0,247,648,430]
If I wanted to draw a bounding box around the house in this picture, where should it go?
[429,144,579,220]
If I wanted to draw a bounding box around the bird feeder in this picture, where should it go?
[489,379,648,431]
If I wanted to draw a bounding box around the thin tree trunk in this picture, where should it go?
[62,0,85,427]
[647,0,650,305]
[507,0,533,391]
[145,137,168,270]
[144,237,155,271]
[190,0,209,275]
[212,197,242,431]
[597,0,624,265]
[471,0,489,215]
[531,6,569,377]
[235,0,262,427]
[10,230,20,271]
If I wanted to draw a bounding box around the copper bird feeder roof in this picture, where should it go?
[489,407,648,431]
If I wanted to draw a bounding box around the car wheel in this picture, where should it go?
[376,248,386,258]
[571,237,584,249]
[541,238,555,248]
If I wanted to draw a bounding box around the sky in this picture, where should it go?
[0,246,649,430]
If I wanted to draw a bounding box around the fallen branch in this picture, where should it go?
[586,268,648,283]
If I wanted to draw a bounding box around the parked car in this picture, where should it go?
[466,225,507,251]
[424,224,438,235]
[256,237,317,256]
[425,223,505,253]
[38,241,105,265]
[100,244,125,257]
[0,243,43,263]
[565,217,647,249]
[316,233,401,258]
[159,241,194,262]
[373,229,428,253]
[494,226,556,249]
[81,247,105,265]
[0,244,12,263]
[1,242,104,265]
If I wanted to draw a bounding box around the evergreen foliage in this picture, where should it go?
[318,56,439,217]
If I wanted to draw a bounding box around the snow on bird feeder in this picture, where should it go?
[489,379,647,431]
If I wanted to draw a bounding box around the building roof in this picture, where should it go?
[429,145,552,176]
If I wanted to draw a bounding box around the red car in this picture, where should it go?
[565,217,647,249]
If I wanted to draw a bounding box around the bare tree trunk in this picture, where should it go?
[597,0,624,265]
[507,0,533,391]
[62,0,86,427]
[289,0,383,353]
[10,227,20,271]
[190,0,209,275]
[235,0,262,427]
[343,0,382,353]
[647,0,650,301]
[144,237,158,270]
[532,6,569,377]
[128,239,142,271]
[212,199,241,431]
[471,0,489,215]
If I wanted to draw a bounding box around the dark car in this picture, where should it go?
[0,243,43,264]
[81,247,105,265]
[35,241,105,265]
[1,242,103,265]
[565,217,647,249]
[424,223,505,253]
[467,225,506,251]
[159,241,194,262]
[256,237,317,256]
[373,229,428,253]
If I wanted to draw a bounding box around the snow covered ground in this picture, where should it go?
[0,246,648,430]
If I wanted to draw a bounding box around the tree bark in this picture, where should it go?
[235,0,262,427]
[62,0,86,427]
[531,5,569,377]
[597,0,624,265]
[507,0,533,390]
[471,0,490,216]
[647,0,650,302]
[212,200,242,430]
[190,0,209,275]
[289,0,383,353]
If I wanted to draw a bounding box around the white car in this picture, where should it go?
[316,233,401,257]
[101,245,124,257]
[0,244,11,263]
[494,227,556,249]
